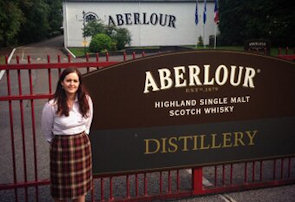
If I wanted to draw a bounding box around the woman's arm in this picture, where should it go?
[41,102,55,143]
[85,96,93,135]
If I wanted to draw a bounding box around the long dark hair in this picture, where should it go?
[53,68,90,117]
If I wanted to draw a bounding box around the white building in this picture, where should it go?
[63,0,218,47]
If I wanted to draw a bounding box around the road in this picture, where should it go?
[0,35,294,202]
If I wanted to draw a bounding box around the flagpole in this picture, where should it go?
[195,0,199,47]
[214,24,217,49]
[214,0,219,49]
[203,24,205,48]
[203,0,207,48]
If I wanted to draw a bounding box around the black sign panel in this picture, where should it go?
[244,39,271,55]
[83,50,295,175]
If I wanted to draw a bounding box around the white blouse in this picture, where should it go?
[41,96,93,143]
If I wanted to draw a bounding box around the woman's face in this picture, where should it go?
[61,72,80,96]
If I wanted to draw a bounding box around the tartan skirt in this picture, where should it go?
[50,132,93,200]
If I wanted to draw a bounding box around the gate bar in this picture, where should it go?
[5,56,19,202]
[28,56,39,202]
[16,56,29,202]
[193,167,203,194]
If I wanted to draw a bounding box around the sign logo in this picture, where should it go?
[85,12,99,22]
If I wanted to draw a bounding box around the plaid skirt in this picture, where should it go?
[50,132,93,200]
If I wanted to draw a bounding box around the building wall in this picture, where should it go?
[63,1,217,47]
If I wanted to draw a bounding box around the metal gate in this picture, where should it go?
[0,52,294,202]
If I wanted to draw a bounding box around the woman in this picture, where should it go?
[41,68,93,202]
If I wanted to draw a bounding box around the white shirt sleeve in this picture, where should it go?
[85,96,93,135]
[41,101,55,143]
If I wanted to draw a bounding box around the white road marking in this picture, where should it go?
[202,177,237,202]
[21,48,25,61]
[0,48,16,80]
[65,47,76,58]
[186,169,237,202]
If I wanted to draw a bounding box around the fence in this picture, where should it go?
[277,47,295,61]
[0,52,295,201]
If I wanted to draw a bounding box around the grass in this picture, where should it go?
[0,56,4,64]
[69,47,90,57]
[68,46,160,57]
[191,46,295,57]
[68,46,294,58]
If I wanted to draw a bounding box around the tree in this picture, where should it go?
[83,19,131,51]
[218,0,295,46]
[112,27,131,50]
[46,0,63,37]
[0,1,23,46]
[17,0,50,43]
[0,0,63,46]
[83,20,105,38]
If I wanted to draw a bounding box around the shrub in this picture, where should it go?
[197,36,204,47]
[112,28,131,50]
[83,20,131,50]
[83,20,105,37]
[89,33,112,52]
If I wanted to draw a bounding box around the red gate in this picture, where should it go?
[0,52,294,201]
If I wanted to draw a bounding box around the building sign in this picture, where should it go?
[83,50,295,175]
[108,12,177,28]
[84,11,177,28]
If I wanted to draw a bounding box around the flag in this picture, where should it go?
[195,0,199,25]
[214,0,219,24]
[203,0,207,24]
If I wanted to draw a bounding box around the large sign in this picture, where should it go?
[83,50,295,175]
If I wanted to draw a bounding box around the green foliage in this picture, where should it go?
[112,27,131,50]
[89,33,112,53]
[83,20,131,50]
[69,47,89,56]
[218,0,295,46]
[83,20,105,38]
[18,0,50,43]
[0,0,62,46]
[47,0,63,37]
[0,1,24,46]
